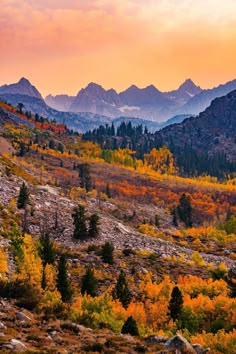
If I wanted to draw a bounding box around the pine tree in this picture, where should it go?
[113,270,132,309]
[39,233,55,266]
[56,255,72,302]
[155,215,160,227]
[49,140,55,149]
[168,286,183,321]
[88,214,99,238]
[121,316,139,336]
[171,208,178,227]
[81,266,97,297]
[41,266,47,290]
[17,182,29,209]
[101,242,114,264]
[177,193,192,227]
[106,183,111,198]
[111,122,115,136]
[17,102,24,114]
[57,143,64,153]
[72,205,87,240]
[78,163,92,192]
[19,142,27,157]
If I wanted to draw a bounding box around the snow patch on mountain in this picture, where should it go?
[119,105,141,112]
[185,91,195,97]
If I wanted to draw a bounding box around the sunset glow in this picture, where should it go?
[1,0,236,96]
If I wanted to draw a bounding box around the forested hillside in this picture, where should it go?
[0,101,235,353]
[83,90,236,179]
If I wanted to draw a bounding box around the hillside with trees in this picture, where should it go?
[83,90,236,179]
[0,100,235,353]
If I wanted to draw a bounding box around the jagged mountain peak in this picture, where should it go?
[0,77,43,100]
[18,77,31,85]
[125,84,139,92]
[107,88,118,95]
[177,78,202,94]
[145,84,160,93]
[121,84,160,95]
[86,82,104,89]
[78,82,108,97]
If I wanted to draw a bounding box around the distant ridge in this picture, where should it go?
[0,77,43,100]
[46,79,202,120]
[155,89,236,161]
[1,77,236,128]
[180,79,236,115]
[45,78,236,121]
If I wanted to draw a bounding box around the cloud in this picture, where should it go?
[0,0,236,94]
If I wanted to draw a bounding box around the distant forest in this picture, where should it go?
[82,122,236,179]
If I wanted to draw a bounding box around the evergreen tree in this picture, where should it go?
[121,316,139,336]
[41,266,47,290]
[19,142,27,157]
[56,255,72,302]
[101,242,114,264]
[78,163,92,192]
[88,214,99,238]
[49,140,55,149]
[39,233,55,266]
[106,183,111,198]
[111,123,115,136]
[113,270,132,309]
[155,215,160,227]
[17,182,29,209]
[81,266,97,297]
[17,102,24,114]
[168,286,183,321]
[72,205,87,240]
[177,193,192,227]
[57,143,64,153]
[5,166,11,177]
[171,208,178,227]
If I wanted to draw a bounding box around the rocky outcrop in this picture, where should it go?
[164,334,195,353]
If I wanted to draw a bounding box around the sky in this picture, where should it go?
[1,0,236,96]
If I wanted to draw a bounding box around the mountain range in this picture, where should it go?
[0,77,236,131]
[45,79,202,120]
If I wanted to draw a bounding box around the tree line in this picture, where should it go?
[83,121,235,179]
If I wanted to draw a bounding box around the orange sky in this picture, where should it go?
[1,0,236,96]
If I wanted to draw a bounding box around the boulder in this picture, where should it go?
[10,339,28,352]
[0,321,6,329]
[165,334,195,353]
[16,312,32,322]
